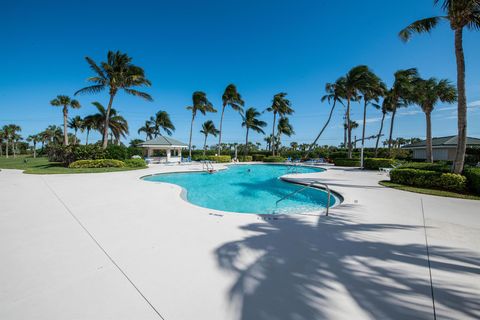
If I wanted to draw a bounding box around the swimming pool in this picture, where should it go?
[143,164,336,215]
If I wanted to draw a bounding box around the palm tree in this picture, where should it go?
[264,135,273,151]
[152,111,175,137]
[218,84,244,154]
[75,50,152,149]
[399,0,480,173]
[26,134,40,158]
[88,102,129,145]
[242,108,267,158]
[44,125,64,145]
[12,133,22,157]
[277,117,294,151]
[1,125,13,158]
[0,130,4,157]
[358,69,386,165]
[374,91,394,157]
[200,120,219,156]
[186,91,216,158]
[68,115,83,145]
[387,69,419,153]
[266,93,294,155]
[414,78,457,162]
[81,116,97,145]
[306,80,346,157]
[336,65,372,158]
[50,95,81,146]
[138,120,155,140]
[290,142,299,151]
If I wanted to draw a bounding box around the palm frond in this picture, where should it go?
[124,88,153,101]
[399,17,443,42]
[75,85,105,96]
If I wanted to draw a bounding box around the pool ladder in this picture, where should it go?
[276,180,331,216]
[202,160,215,172]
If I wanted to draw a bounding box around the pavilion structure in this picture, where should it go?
[138,136,188,163]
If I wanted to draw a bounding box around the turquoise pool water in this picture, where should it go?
[143,164,335,215]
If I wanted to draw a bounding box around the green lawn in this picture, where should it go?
[379,180,480,201]
[0,156,145,174]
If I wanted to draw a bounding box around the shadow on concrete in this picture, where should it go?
[215,214,480,319]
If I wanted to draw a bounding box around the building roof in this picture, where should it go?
[403,135,480,149]
[138,136,188,147]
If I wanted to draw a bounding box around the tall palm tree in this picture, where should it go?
[138,120,155,140]
[374,91,395,157]
[0,130,4,157]
[400,0,480,173]
[266,93,294,155]
[306,80,346,157]
[414,78,457,162]
[277,117,294,151]
[218,84,244,154]
[88,102,129,145]
[186,91,216,158]
[152,111,175,137]
[12,133,22,158]
[358,70,386,159]
[336,65,372,158]
[264,135,273,151]
[50,95,81,146]
[1,125,13,158]
[75,50,152,149]
[387,69,419,154]
[242,108,267,158]
[26,134,40,158]
[68,115,83,145]
[200,120,219,156]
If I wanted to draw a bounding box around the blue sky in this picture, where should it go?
[1,0,479,148]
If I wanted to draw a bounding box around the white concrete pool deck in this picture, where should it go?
[0,163,479,319]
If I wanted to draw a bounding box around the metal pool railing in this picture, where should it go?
[275,180,331,216]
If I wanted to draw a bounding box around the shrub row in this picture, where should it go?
[364,158,395,170]
[263,156,286,163]
[124,158,147,168]
[399,162,451,173]
[333,158,361,167]
[252,154,265,161]
[463,168,480,194]
[238,156,253,162]
[390,168,466,192]
[46,144,144,165]
[69,159,126,168]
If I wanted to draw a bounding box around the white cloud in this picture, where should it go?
[468,100,480,108]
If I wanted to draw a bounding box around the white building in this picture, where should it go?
[138,136,188,163]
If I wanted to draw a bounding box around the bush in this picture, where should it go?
[238,156,253,162]
[45,145,75,164]
[69,159,126,168]
[127,146,144,158]
[463,168,480,194]
[207,155,231,163]
[124,158,147,168]
[192,155,208,161]
[399,162,451,173]
[364,158,395,170]
[333,158,360,167]
[263,156,286,162]
[329,151,348,160]
[390,168,466,192]
[105,145,129,160]
[252,154,265,162]
[73,145,106,160]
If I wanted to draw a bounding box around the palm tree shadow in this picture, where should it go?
[215,214,480,319]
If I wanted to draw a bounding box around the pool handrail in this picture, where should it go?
[276,180,331,216]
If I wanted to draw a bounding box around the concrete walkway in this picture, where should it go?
[0,164,479,319]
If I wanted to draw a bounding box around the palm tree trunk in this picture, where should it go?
[347,97,352,158]
[388,106,397,156]
[74,129,78,145]
[203,134,207,156]
[425,111,433,163]
[63,105,69,146]
[102,93,116,149]
[272,112,277,156]
[33,142,37,158]
[217,106,226,155]
[13,141,16,158]
[306,100,337,158]
[374,112,386,157]
[188,112,195,158]
[86,129,90,145]
[453,28,467,174]
[244,128,249,159]
[5,140,9,158]
[361,100,367,148]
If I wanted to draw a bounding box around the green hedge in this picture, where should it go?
[252,154,265,161]
[105,145,129,160]
[124,158,147,168]
[207,155,231,163]
[463,168,480,194]
[69,159,126,168]
[390,168,466,192]
[263,156,286,163]
[333,158,361,167]
[364,158,395,170]
[238,156,253,162]
[399,162,451,173]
